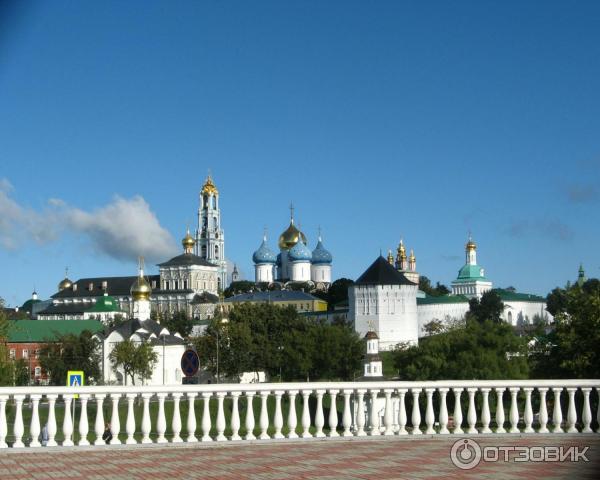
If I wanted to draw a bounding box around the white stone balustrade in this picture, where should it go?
[0,379,598,448]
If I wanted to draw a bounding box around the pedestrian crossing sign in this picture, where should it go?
[67,371,84,398]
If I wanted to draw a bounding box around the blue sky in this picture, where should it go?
[1,0,599,307]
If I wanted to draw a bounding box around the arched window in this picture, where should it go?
[201,245,207,257]
[215,245,219,259]
[212,196,217,209]
[203,195,208,209]
[507,311,513,324]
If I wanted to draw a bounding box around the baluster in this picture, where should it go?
[410,388,422,435]
[315,390,326,437]
[369,389,380,435]
[480,388,491,433]
[397,388,407,435]
[125,394,137,444]
[258,391,270,439]
[425,388,435,434]
[0,395,7,448]
[537,388,549,433]
[301,390,312,438]
[30,394,42,447]
[12,394,25,448]
[452,388,463,434]
[78,394,90,446]
[466,388,477,434]
[581,388,592,433]
[244,392,256,440]
[93,393,105,445]
[273,390,284,439]
[110,393,121,444]
[509,387,520,433]
[286,390,298,439]
[141,393,152,444]
[186,393,198,442]
[156,393,167,443]
[383,389,394,436]
[438,388,449,434]
[216,392,227,441]
[201,392,212,442]
[495,387,505,433]
[47,394,58,446]
[552,387,564,433]
[61,394,74,446]
[566,388,578,433]
[328,389,339,437]
[341,390,352,437]
[355,389,366,436]
[172,392,183,443]
[230,392,241,440]
[523,388,534,433]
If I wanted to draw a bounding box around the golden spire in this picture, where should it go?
[201,172,219,196]
[466,231,476,251]
[131,256,152,301]
[396,238,407,261]
[387,249,394,265]
[409,249,416,262]
[182,227,195,253]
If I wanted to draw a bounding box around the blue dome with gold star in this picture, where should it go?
[312,238,332,265]
[288,239,312,262]
[252,237,276,264]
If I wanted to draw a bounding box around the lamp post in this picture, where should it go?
[215,297,228,384]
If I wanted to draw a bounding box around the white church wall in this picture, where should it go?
[417,302,470,336]
[502,301,553,326]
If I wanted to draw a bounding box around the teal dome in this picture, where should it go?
[253,238,276,264]
[288,240,312,262]
[312,238,332,264]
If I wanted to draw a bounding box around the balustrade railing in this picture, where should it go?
[0,380,598,448]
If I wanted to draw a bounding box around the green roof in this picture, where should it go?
[88,295,122,313]
[417,294,470,305]
[494,289,545,303]
[8,320,104,342]
[455,264,488,281]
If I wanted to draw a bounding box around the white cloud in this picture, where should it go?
[0,178,178,262]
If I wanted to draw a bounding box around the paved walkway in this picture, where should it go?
[0,435,598,479]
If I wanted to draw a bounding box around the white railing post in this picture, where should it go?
[537,388,549,433]
[156,393,168,443]
[78,394,90,446]
[466,388,478,434]
[355,389,366,436]
[259,390,270,440]
[12,394,25,448]
[0,395,7,448]
[301,389,312,438]
[244,392,256,440]
[172,392,183,443]
[452,388,463,434]
[523,388,534,433]
[581,388,592,433]
[230,392,241,440]
[61,394,74,446]
[341,389,352,437]
[216,392,227,441]
[383,389,394,436]
[186,393,198,442]
[480,388,491,434]
[315,389,326,437]
[201,392,212,442]
[424,388,435,435]
[410,388,422,435]
[566,388,578,433]
[110,393,122,445]
[552,387,564,433]
[29,394,42,447]
[368,389,380,436]
[397,388,407,435]
[509,387,520,433]
[438,388,449,434]
[93,393,105,446]
[495,387,505,433]
[47,394,58,446]
[328,389,339,437]
[273,390,284,439]
[125,393,137,445]
[286,390,298,439]
[141,393,152,444]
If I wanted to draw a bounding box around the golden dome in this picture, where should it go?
[58,277,72,291]
[182,229,195,250]
[131,275,152,301]
[201,175,218,196]
[396,239,407,260]
[278,220,307,250]
[466,236,477,251]
[387,250,394,264]
[409,249,416,262]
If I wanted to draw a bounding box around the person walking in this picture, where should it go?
[102,422,113,444]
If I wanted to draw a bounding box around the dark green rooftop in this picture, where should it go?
[8,320,104,342]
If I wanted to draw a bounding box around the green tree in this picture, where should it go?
[0,299,16,385]
[418,276,450,297]
[109,340,158,385]
[163,310,194,338]
[326,278,354,310]
[224,281,260,298]
[468,290,504,323]
[546,287,569,317]
[39,330,101,385]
